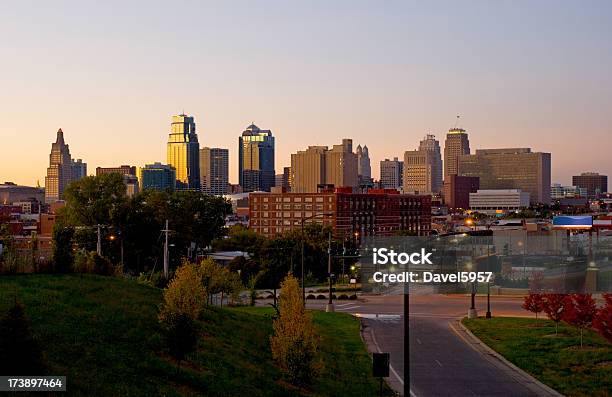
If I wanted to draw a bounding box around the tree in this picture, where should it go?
[0,300,45,375]
[563,294,597,348]
[542,294,567,335]
[159,261,206,321]
[160,311,198,371]
[51,222,74,273]
[522,293,544,321]
[593,293,612,344]
[270,274,321,387]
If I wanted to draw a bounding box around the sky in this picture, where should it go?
[1,0,611,186]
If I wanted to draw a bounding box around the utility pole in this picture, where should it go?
[326,231,334,312]
[162,220,170,279]
[95,224,103,256]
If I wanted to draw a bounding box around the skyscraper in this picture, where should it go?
[238,123,275,192]
[138,163,176,191]
[572,172,608,198]
[380,157,404,190]
[444,127,470,182]
[356,144,371,180]
[403,135,442,194]
[200,147,229,195]
[167,114,200,190]
[45,129,74,203]
[71,159,87,181]
[290,139,358,193]
[458,148,551,204]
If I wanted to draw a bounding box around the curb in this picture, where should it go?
[454,319,564,397]
[359,320,402,396]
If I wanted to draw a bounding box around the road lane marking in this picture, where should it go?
[336,305,360,311]
[369,326,417,397]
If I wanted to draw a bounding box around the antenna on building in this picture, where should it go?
[454,115,461,128]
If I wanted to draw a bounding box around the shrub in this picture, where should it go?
[338,294,349,300]
[316,294,326,300]
[306,294,316,300]
[0,301,45,375]
[542,293,567,334]
[593,293,612,344]
[563,294,597,348]
[332,294,337,299]
[271,274,321,386]
[522,293,544,320]
[349,294,357,300]
[160,311,198,371]
[159,262,206,322]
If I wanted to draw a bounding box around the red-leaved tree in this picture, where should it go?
[593,293,612,344]
[522,293,544,321]
[563,294,597,348]
[542,294,567,335]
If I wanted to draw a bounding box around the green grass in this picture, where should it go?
[0,274,386,396]
[463,317,612,397]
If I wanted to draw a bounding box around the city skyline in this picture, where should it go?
[1,1,612,186]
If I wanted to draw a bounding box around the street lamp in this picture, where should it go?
[301,212,334,303]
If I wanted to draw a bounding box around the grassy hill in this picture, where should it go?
[0,274,387,396]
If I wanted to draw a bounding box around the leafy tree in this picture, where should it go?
[270,274,321,387]
[0,301,45,375]
[522,293,544,321]
[160,311,198,371]
[63,173,128,227]
[593,293,612,344]
[51,221,74,273]
[542,294,567,335]
[159,261,206,321]
[563,294,597,348]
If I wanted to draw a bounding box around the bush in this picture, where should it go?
[160,311,198,370]
[0,301,45,375]
[159,262,206,321]
[338,294,349,300]
[332,294,337,299]
[316,294,326,300]
[306,294,316,300]
[271,274,321,387]
[349,294,357,300]
[72,251,117,276]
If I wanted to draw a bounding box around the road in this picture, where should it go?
[299,294,543,397]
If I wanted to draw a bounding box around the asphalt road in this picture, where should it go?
[302,294,540,397]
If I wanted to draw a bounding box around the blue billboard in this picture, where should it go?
[552,215,593,229]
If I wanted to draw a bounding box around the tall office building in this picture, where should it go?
[167,114,200,190]
[71,159,87,180]
[45,129,74,203]
[572,172,608,198]
[356,144,371,180]
[239,123,275,192]
[403,135,442,194]
[97,165,138,197]
[138,163,176,191]
[290,139,358,193]
[444,127,470,181]
[275,166,291,191]
[380,157,403,190]
[200,147,229,195]
[458,148,551,204]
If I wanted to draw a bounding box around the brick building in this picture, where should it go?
[249,187,431,238]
